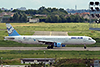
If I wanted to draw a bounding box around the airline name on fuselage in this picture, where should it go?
[71,37,83,39]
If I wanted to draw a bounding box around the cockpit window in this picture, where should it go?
[88,38,92,40]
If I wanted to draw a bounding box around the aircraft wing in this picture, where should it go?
[38,39,56,43]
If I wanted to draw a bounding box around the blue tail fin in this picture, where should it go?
[6,23,20,36]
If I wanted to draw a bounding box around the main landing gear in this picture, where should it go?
[84,44,86,49]
[47,45,54,49]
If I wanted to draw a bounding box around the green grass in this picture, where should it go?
[0,23,6,29]
[15,23,90,32]
[1,23,100,37]
[0,23,99,36]
[0,50,100,64]
[1,50,99,60]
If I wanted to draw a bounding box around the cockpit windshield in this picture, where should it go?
[88,38,92,40]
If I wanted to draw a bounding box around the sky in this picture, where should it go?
[0,0,91,10]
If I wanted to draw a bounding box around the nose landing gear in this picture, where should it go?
[84,44,86,49]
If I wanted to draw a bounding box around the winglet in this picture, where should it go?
[6,23,20,36]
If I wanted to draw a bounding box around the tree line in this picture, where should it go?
[40,15,89,23]
[10,14,87,23]
[10,12,27,22]
[9,6,89,23]
[12,6,68,15]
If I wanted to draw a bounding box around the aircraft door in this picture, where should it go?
[83,38,87,42]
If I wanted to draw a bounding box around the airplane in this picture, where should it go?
[4,23,96,49]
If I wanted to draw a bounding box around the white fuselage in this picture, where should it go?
[4,36,96,45]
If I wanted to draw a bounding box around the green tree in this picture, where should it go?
[13,12,20,22]
[51,8,58,12]
[50,15,55,23]
[19,13,23,22]
[54,16,59,23]
[12,9,21,13]
[22,13,28,22]
[13,12,27,22]
[75,15,80,22]
[9,17,13,22]
[46,15,52,23]
[38,6,46,10]
[46,8,52,13]
[66,16,71,22]
[80,17,85,22]
[59,15,66,22]
[46,15,60,23]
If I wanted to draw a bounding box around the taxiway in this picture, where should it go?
[0,47,100,51]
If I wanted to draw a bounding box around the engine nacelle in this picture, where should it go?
[54,43,65,47]
[54,43,61,47]
[62,44,65,47]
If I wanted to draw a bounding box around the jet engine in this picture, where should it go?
[54,43,65,47]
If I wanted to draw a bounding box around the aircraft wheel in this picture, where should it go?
[84,44,86,49]
[47,46,51,49]
[84,46,86,49]
[51,45,53,49]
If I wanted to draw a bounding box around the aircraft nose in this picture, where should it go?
[93,40,96,44]
[94,40,96,43]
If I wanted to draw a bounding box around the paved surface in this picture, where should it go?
[34,31,68,36]
[0,47,100,51]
